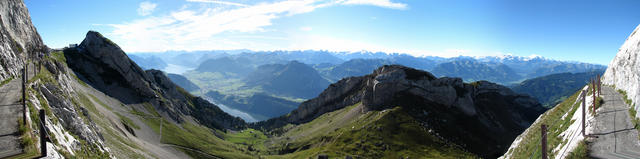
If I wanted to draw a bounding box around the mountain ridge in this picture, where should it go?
[253,64,546,158]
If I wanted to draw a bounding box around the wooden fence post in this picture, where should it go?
[39,109,47,157]
[22,68,26,125]
[593,79,596,114]
[541,124,547,159]
[598,75,601,97]
[582,90,586,136]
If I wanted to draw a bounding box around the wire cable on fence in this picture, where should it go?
[528,88,589,159]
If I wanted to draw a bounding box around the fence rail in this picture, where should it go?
[531,76,601,159]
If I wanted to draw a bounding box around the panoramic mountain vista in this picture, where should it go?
[253,65,546,158]
[2,0,640,158]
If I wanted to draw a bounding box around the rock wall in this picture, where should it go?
[602,24,640,118]
[0,0,47,81]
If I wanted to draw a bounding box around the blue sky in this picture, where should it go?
[25,0,640,65]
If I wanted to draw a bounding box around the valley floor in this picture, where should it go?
[589,86,640,158]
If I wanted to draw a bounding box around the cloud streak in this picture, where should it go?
[340,0,407,10]
[110,0,408,52]
[186,0,249,7]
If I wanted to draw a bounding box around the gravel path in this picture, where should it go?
[589,86,640,158]
[0,77,23,158]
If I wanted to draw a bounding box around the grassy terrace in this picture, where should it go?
[504,89,584,158]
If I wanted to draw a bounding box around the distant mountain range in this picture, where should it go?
[431,59,522,84]
[130,50,605,85]
[510,70,605,107]
[127,54,168,70]
[131,50,605,122]
[244,61,331,99]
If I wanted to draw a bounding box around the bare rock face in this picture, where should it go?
[39,84,105,147]
[0,0,47,81]
[65,31,246,130]
[602,24,640,118]
[255,65,545,158]
[71,31,157,103]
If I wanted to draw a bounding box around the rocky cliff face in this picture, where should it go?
[602,24,640,118]
[0,0,47,81]
[65,31,246,130]
[254,65,545,158]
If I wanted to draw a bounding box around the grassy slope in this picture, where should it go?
[136,104,254,159]
[504,89,583,158]
[504,85,606,158]
[258,103,477,158]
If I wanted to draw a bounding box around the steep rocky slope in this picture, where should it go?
[602,24,640,118]
[254,65,546,158]
[13,30,253,158]
[0,0,47,81]
[65,31,246,130]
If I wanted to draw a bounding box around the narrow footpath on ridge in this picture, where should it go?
[589,86,640,158]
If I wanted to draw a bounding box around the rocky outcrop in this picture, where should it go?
[68,31,157,103]
[64,31,246,130]
[0,0,47,82]
[602,24,640,118]
[39,83,104,147]
[254,65,545,158]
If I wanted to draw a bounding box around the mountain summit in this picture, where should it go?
[65,31,246,130]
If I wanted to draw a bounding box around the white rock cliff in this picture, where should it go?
[602,24,640,118]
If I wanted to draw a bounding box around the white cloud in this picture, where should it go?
[300,26,313,31]
[341,0,407,10]
[137,1,157,16]
[110,0,408,52]
[186,0,248,7]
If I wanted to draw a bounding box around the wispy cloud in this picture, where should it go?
[186,0,249,7]
[109,0,408,52]
[137,1,157,16]
[340,0,407,10]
